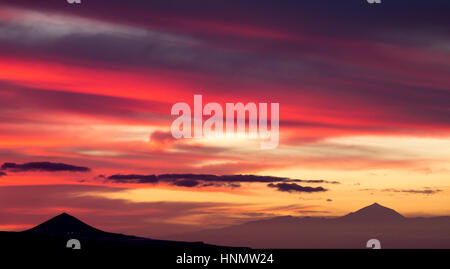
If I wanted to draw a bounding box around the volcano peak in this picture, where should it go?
[340,203,404,222]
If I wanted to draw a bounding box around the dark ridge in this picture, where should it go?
[25,212,142,240]
[22,212,240,249]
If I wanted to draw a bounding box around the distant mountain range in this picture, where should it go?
[1,203,449,250]
[169,203,450,248]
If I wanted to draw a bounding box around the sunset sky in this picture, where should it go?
[0,0,449,238]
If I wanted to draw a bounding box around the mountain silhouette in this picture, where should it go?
[2,204,450,249]
[25,212,142,241]
[339,203,405,222]
[169,203,450,248]
[27,213,104,236]
[0,212,242,251]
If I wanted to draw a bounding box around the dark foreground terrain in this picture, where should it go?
[0,212,235,251]
[0,208,449,267]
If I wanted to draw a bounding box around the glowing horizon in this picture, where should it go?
[0,1,449,239]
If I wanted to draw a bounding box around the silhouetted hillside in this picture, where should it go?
[2,204,450,250]
[0,212,241,252]
[25,212,142,241]
[169,203,450,248]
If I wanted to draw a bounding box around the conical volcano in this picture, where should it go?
[340,203,405,222]
[16,212,219,249]
[25,212,106,237]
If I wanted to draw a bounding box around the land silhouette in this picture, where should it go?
[0,203,449,250]
[170,203,450,248]
[0,212,234,252]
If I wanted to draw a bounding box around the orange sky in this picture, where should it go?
[0,1,449,238]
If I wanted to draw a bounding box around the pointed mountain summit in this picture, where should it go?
[26,212,106,237]
[13,212,227,250]
[22,212,225,249]
[340,203,404,222]
[25,212,145,241]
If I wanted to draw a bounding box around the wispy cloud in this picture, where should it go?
[360,188,443,195]
[382,188,443,195]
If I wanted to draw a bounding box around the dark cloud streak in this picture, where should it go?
[267,183,327,193]
[107,173,336,185]
[106,173,333,191]
[107,174,158,184]
[1,162,90,172]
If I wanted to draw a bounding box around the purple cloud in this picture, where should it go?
[1,162,90,172]
[267,183,327,193]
